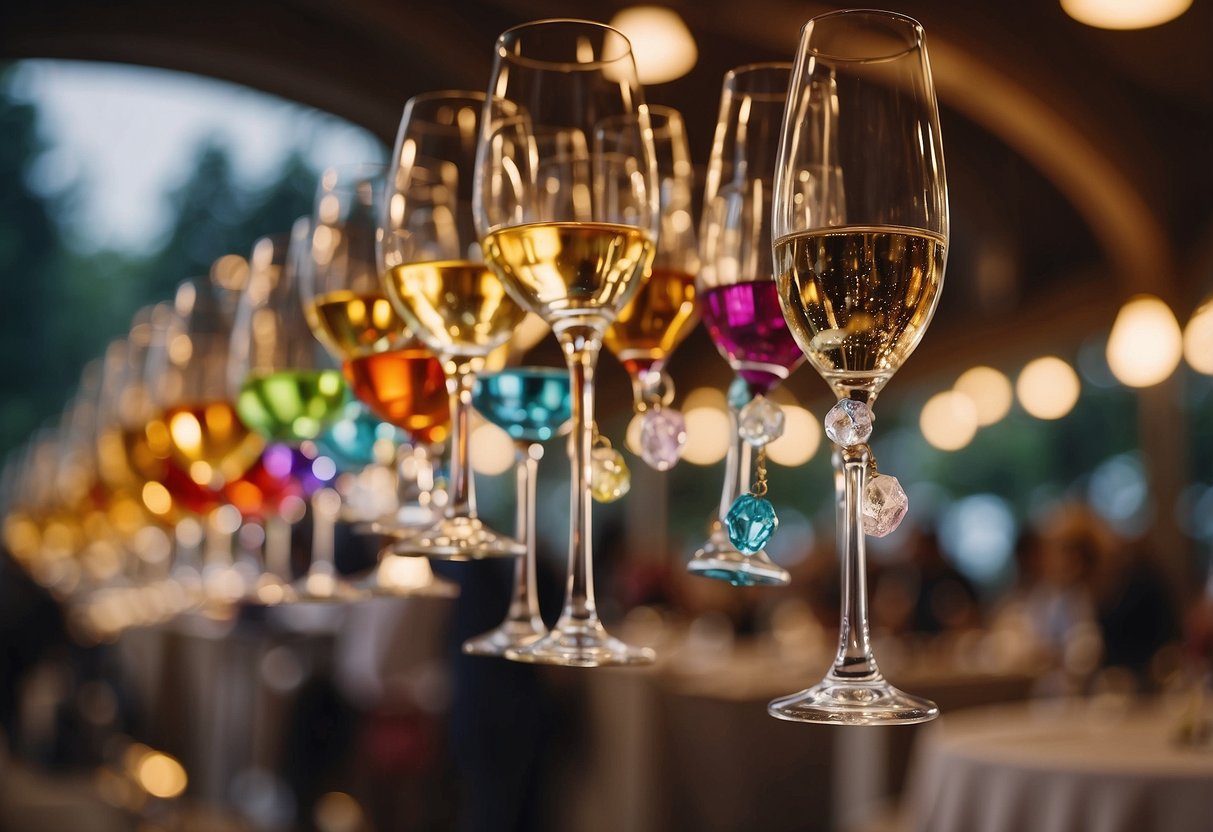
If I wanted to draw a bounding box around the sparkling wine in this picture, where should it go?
[342,348,450,443]
[385,259,527,356]
[700,280,805,395]
[604,267,698,376]
[481,222,654,325]
[237,369,348,443]
[97,423,219,518]
[774,225,946,398]
[306,291,409,360]
[162,400,265,490]
[474,368,572,444]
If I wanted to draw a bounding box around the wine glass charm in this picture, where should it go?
[823,399,909,538]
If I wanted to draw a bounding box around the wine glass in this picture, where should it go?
[687,63,805,587]
[602,105,699,471]
[300,167,458,599]
[152,278,267,608]
[768,10,948,724]
[462,367,573,656]
[475,19,659,666]
[380,91,528,560]
[230,231,355,603]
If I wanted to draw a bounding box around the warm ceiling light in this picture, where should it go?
[1061,0,1192,29]
[920,391,978,451]
[767,405,820,466]
[1017,356,1081,420]
[608,6,698,85]
[1105,294,1183,387]
[1184,299,1213,375]
[952,366,1013,427]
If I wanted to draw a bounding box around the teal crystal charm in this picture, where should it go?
[725,493,779,554]
[727,377,753,410]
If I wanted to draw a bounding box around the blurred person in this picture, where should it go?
[871,528,980,635]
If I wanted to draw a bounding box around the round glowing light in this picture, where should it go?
[1184,299,1213,375]
[469,422,514,476]
[607,7,698,85]
[1106,294,1183,387]
[1061,0,1191,30]
[1017,356,1081,420]
[682,407,731,465]
[953,366,1013,426]
[767,406,820,466]
[920,391,979,451]
[135,750,188,799]
[683,386,726,412]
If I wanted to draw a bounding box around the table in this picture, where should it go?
[906,699,1213,832]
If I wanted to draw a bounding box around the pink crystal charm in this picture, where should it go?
[640,408,687,471]
[862,473,908,537]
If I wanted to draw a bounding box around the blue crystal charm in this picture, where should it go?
[727,377,753,410]
[725,494,779,554]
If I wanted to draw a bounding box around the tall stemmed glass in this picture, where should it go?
[769,10,948,724]
[687,64,805,587]
[463,367,572,656]
[476,19,659,666]
[602,105,699,470]
[301,167,457,599]
[381,91,528,560]
[230,231,356,603]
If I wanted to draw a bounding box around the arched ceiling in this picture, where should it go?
[3,0,1211,405]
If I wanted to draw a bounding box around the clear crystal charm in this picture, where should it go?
[639,408,686,471]
[725,494,779,554]
[738,395,785,447]
[591,446,631,503]
[727,377,753,410]
[825,399,874,447]
[862,473,908,537]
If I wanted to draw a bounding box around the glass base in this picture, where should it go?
[504,618,655,667]
[462,617,547,657]
[386,516,525,560]
[368,505,434,538]
[289,570,369,604]
[768,674,939,725]
[356,555,459,599]
[243,574,299,607]
[687,525,790,587]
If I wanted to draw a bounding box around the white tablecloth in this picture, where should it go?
[907,700,1213,832]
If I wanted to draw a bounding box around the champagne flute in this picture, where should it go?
[687,63,805,587]
[230,231,354,603]
[300,166,458,599]
[462,367,573,656]
[380,91,528,560]
[769,10,948,724]
[602,105,699,471]
[475,19,659,666]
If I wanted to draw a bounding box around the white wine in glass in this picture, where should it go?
[769,10,948,725]
[475,19,659,667]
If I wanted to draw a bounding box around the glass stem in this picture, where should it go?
[559,328,601,625]
[717,400,753,521]
[309,488,339,576]
[505,442,542,625]
[444,362,477,521]
[264,514,291,580]
[829,443,881,681]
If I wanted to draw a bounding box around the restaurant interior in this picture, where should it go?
[0,0,1211,830]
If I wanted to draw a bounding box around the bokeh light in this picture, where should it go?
[607,7,698,85]
[952,366,1013,426]
[1183,299,1213,375]
[1017,356,1081,419]
[920,391,978,451]
[767,405,820,466]
[682,407,730,465]
[1105,294,1182,387]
